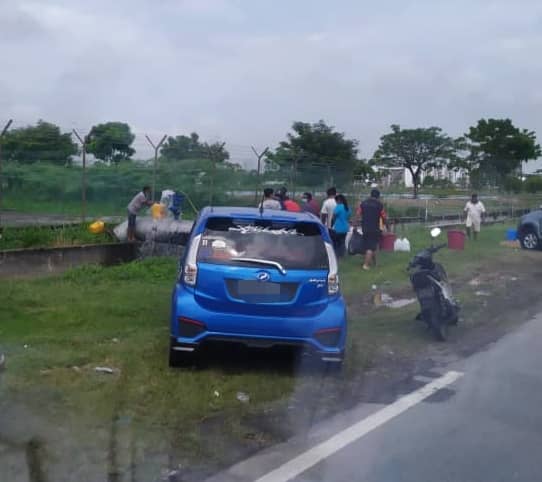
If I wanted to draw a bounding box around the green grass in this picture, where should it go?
[3,198,127,217]
[0,224,114,250]
[339,222,508,296]
[0,222,523,462]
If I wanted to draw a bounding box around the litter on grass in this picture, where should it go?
[374,290,417,309]
[385,298,417,309]
[500,240,520,249]
[95,366,115,374]
[236,392,250,403]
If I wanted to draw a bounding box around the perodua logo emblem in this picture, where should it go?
[256,271,270,282]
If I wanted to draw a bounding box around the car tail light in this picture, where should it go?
[183,234,201,286]
[314,327,342,347]
[178,317,206,338]
[325,242,339,295]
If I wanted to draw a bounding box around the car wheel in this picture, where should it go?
[520,230,540,250]
[169,342,196,368]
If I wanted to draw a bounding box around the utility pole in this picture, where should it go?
[73,129,89,223]
[251,146,269,203]
[0,119,13,235]
[207,142,226,206]
[145,134,167,200]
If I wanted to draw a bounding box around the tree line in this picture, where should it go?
[1,117,540,197]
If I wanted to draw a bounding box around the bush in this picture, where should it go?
[2,159,249,214]
[524,176,542,193]
[0,225,111,250]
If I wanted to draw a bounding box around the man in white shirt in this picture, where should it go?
[258,188,282,210]
[464,193,486,240]
[127,186,153,241]
[320,187,337,228]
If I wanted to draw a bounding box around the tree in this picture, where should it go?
[524,175,542,193]
[266,120,359,186]
[0,120,77,165]
[87,122,135,165]
[160,132,230,164]
[160,132,203,160]
[374,125,459,198]
[203,141,230,163]
[463,118,541,187]
[352,159,376,185]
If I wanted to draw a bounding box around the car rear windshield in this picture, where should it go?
[196,217,329,270]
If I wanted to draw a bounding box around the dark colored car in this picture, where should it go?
[517,207,542,250]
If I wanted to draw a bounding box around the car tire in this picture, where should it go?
[519,229,540,250]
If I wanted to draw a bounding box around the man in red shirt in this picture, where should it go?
[283,196,301,212]
[357,189,387,270]
[301,192,320,216]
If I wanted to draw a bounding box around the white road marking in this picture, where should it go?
[255,370,464,482]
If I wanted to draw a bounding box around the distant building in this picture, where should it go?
[372,165,468,188]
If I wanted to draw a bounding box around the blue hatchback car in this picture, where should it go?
[169,207,347,367]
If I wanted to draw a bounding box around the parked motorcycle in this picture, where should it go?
[408,228,460,341]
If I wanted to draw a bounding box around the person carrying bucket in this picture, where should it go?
[127,186,153,242]
[464,193,486,241]
[357,188,387,271]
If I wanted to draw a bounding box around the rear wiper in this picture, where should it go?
[233,258,287,275]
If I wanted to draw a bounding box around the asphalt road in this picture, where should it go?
[211,311,542,482]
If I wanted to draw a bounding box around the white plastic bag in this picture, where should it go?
[345,226,353,251]
[346,227,364,252]
[394,237,411,252]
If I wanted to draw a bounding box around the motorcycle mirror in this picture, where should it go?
[430,227,442,238]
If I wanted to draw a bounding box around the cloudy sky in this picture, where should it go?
[2,0,542,170]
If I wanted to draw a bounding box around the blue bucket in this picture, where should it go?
[506,228,517,241]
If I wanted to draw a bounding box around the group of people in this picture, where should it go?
[259,186,387,270]
[126,185,486,267]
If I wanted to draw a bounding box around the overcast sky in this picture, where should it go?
[2,0,542,170]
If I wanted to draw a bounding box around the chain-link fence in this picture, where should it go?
[1,123,542,229]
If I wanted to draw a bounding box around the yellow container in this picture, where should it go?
[151,203,166,219]
[88,220,105,234]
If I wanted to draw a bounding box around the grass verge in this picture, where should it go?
[0,222,531,471]
[0,224,114,250]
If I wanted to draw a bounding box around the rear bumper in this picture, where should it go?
[170,336,345,362]
[170,284,347,355]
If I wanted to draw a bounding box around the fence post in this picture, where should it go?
[251,146,268,204]
[0,119,13,234]
[145,134,167,201]
[73,129,90,223]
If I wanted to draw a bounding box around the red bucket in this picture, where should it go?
[447,230,465,250]
[379,232,397,251]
